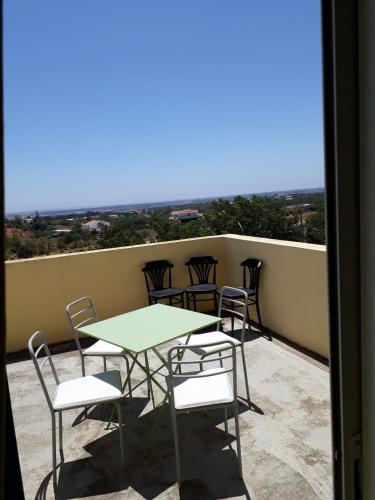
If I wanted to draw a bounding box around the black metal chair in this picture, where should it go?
[218,258,263,331]
[185,256,218,312]
[142,260,185,307]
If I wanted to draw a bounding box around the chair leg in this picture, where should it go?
[103,356,107,372]
[171,408,182,487]
[115,401,125,465]
[240,345,251,406]
[58,411,64,462]
[247,305,251,330]
[231,302,235,333]
[214,292,218,314]
[224,407,228,435]
[233,403,243,479]
[177,349,182,374]
[193,294,197,311]
[181,293,185,309]
[81,354,86,377]
[186,292,190,310]
[80,357,90,418]
[200,355,205,371]
[256,299,263,331]
[219,350,223,368]
[51,412,57,486]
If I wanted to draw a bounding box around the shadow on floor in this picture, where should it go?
[225,326,269,343]
[35,398,254,499]
[71,395,150,428]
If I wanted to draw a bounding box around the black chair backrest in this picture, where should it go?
[142,260,173,292]
[241,258,262,291]
[185,256,218,285]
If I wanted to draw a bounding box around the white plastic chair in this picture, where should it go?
[177,286,251,406]
[28,331,125,487]
[167,339,242,487]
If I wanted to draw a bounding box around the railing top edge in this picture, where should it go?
[5,234,326,265]
[4,235,225,264]
[222,234,326,251]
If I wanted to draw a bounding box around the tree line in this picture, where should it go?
[5,195,325,260]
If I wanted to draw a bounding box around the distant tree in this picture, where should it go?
[34,237,52,256]
[10,216,28,230]
[4,246,11,261]
[57,238,66,251]
[97,219,143,248]
[17,241,38,259]
[72,221,83,232]
[153,218,211,242]
[206,196,300,241]
[66,223,89,249]
[31,212,49,233]
[5,235,21,259]
[305,210,325,244]
[63,232,73,245]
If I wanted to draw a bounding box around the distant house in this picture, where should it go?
[169,209,203,222]
[285,203,311,213]
[81,220,110,232]
[21,216,34,224]
[50,228,72,238]
[108,214,119,219]
[285,204,313,226]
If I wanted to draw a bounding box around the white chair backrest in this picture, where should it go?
[28,331,59,412]
[65,296,99,354]
[167,339,238,405]
[218,286,249,342]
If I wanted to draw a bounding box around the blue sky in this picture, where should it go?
[4,1,324,213]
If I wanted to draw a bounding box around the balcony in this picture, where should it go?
[6,234,332,498]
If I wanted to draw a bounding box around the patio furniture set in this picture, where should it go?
[28,255,263,489]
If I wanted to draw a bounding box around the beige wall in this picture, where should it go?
[5,235,329,358]
[5,236,226,353]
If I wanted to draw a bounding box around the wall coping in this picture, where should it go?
[5,234,326,265]
[223,234,326,251]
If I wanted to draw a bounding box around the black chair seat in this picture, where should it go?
[150,287,184,299]
[217,286,256,298]
[186,284,218,294]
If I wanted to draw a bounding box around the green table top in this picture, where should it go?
[77,304,221,354]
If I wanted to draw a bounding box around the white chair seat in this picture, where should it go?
[53,370,122,410]
[172,367,234,410]
[83,339,124,356]
[178,331,241,356]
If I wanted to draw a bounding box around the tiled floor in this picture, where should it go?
[7,322,332,499]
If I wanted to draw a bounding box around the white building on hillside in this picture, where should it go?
[169,209,202,222]
[81,220,110,232]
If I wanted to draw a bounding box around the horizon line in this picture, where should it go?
[6,186,325,217]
